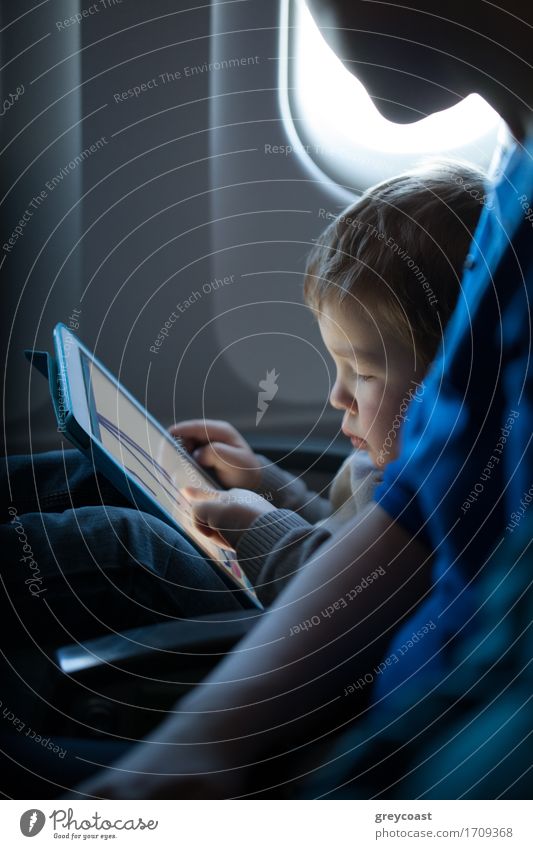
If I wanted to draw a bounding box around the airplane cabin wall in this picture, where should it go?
[2,0,348,455]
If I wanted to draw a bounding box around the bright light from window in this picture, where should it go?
[281,0,504,192]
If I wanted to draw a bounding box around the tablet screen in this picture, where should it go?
[79,351,256,599]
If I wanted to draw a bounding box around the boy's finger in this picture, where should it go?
[183,485,218,501]
[169,433,197,453]
[191,511,219,539]
[190,504,229,548]
[194,523,228,549]
[169,419,241,447]
[193,442,250,472]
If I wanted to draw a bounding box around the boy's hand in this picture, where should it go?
[185,486,275,549]
[169,419,263,490]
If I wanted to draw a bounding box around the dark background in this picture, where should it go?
[1,0,347,456]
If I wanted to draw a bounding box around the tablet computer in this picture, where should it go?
[32,322,261,609]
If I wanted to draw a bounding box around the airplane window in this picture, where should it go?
[280,0,506,195]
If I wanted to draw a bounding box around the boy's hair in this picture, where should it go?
[304,161,488,365]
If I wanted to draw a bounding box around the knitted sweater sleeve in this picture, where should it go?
[255,455,331,524]
[238,451,381,606]
[236,509,332,606]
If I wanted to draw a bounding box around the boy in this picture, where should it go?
[172,162,486,605]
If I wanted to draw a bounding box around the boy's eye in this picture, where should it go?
[355,373,373,383]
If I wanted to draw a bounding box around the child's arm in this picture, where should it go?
[236,510,331,605]
[169,419,264,489]
[187,487,333,605]
[170,419,330,521]
[258,460,331,522]
[190,454,378,606]
[77,503,431,799]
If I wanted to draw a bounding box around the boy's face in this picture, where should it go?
[318,300,424,467]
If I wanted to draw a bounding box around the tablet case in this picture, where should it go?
[25,347,92,454]
[25,345,261,609]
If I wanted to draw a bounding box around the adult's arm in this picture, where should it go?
[78,502,431,799]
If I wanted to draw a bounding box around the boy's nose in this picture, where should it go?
[330,381,356,412]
